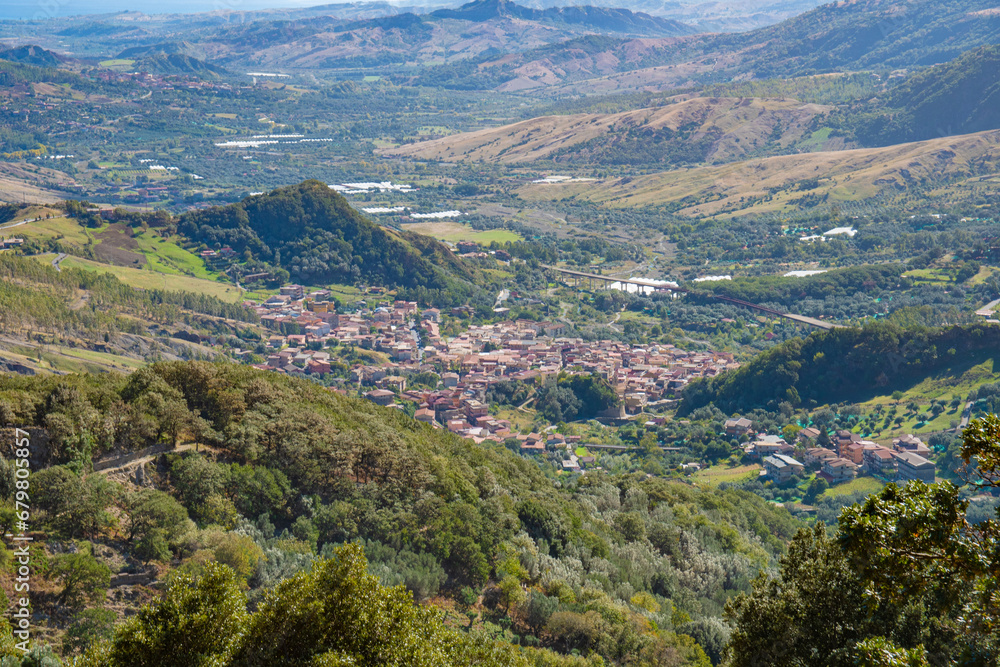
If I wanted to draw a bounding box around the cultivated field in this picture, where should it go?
[692,464,761,487]
[400,222,520,244]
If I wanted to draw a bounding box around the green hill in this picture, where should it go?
[0,44,66,68]
[680,321,1000,414]
[134,53,231,78]
[176,180,472,289]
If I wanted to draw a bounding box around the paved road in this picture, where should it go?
[0,217,39,231]
[51,253,67,271]
[976,298,1000,318]
[959,401,974,430]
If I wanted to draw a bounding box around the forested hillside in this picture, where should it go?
[680,322,1000,414]
[0,254,256,373]
[840,44,1000,147]
[0,362,803,664]
[177,180,472,289]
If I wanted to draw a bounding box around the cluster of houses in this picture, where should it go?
[248,288,739,449]
[435,321,738,414]
[729,418,937,487]
[252,289,737,399]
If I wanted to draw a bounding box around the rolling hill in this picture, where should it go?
[430,0,695,35]
[0,44,67,67]
[515,128,1000,216]
[133,52,232,78]
[386,95,840,165]
[680,321,1000,413]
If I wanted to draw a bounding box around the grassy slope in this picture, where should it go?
[0,339,145,374]
[132,231,220,280]
[399,222,520,244]
[851,355,1000,438]
[32,254,245,303]
[516,128,1000,216]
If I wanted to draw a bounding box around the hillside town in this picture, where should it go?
[243,285,739,445]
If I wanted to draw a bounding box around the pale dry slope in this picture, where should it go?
[0,163,79,205]
[516,129,1000,216]
[385,96,833,164]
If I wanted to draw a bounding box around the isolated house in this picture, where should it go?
[364,389,395,407]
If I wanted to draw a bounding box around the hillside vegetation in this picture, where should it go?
[0,362,804,664]
[517,128,1000,216]
[680,321,1000,414]
[842,44,1000,147]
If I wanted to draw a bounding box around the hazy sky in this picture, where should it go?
[0,0,381,21]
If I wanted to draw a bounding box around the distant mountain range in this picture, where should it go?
[188,0,696,69]
[401,0,1000,94]
[430,0,694,34]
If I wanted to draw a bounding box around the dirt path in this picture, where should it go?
[95,443,198,474]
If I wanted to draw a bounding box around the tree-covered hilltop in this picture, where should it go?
[680,322,1000,414]
[177,180,474,289]
[0,362,803,665]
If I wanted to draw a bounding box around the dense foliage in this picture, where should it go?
[76,546,527,667]
[681,322,1000,413]
[536,373,622,423]
[0,362,806,665]
[836,44,1000,146]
